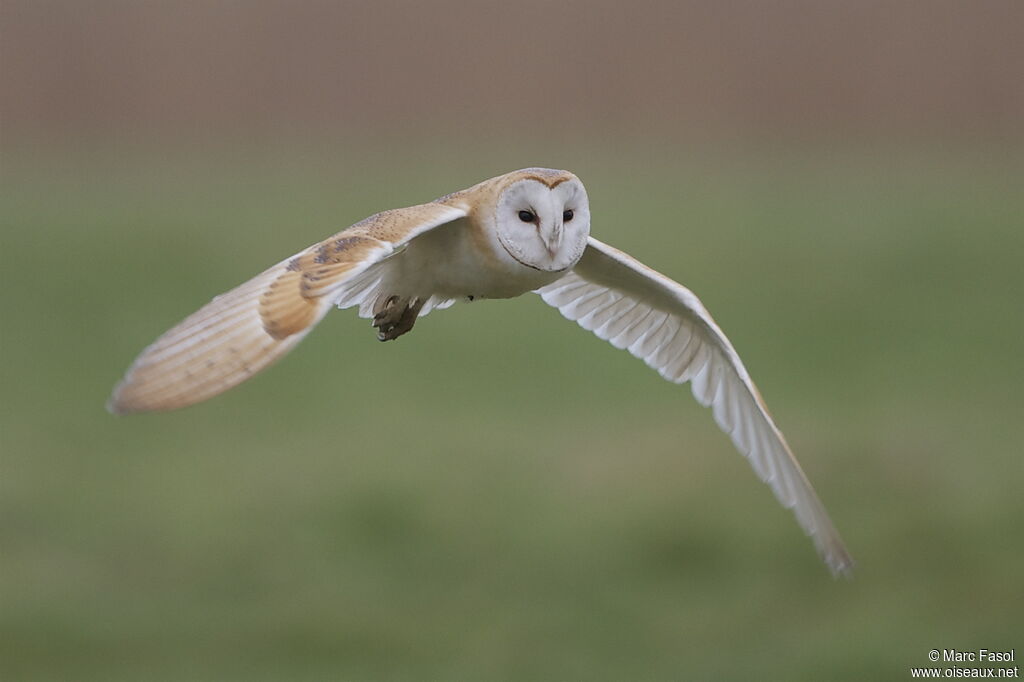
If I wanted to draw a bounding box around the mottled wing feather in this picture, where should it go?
[109,201,468,414]
[537,237,853,576]
[107,261,320,414]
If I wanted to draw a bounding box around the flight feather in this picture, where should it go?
[537,237,853,576]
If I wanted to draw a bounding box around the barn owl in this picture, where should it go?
[109,168,853,576]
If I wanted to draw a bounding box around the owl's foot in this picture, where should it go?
[373,295,424,341]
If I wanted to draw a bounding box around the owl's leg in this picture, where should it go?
[372,295,424,341]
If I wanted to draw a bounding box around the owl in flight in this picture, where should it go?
[109,168,852,576]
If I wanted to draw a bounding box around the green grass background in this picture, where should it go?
[2,145,1022,680]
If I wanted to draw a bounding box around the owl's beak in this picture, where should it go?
[541,218,563,255]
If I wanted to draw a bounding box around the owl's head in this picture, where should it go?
[490,168,590,272]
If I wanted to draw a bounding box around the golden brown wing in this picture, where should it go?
[108,201,469,414]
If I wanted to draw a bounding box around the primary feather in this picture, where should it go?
[537,237,853,576]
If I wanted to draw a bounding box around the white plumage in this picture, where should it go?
[109,168,853,576]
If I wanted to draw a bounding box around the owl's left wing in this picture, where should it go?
[536,237,853,576]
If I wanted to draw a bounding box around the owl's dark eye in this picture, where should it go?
[518,210,536,223]
[563,209,574,222]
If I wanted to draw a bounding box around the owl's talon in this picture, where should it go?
[372,295,423,341]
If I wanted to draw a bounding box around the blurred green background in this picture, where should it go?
[2,2,1022,680]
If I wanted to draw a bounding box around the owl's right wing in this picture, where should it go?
[537,236,853,576]
[108,201,469,415]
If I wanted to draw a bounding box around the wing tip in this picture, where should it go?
[106,395,129,416]
[106,377,215,415]
[810,519,855,578]
[106,375,133,415]
[824,545,856,579]
[105,377,153,415]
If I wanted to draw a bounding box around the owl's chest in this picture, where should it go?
[397,219,566,299]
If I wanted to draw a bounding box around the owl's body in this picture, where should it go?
[397,219,566,301]
[374,203,564,309]
[109,168,854,577]
[316,168,585,340]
